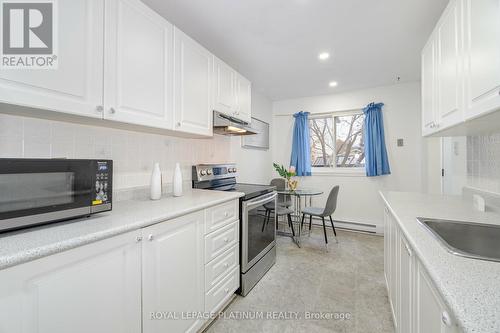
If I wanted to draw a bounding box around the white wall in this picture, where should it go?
[272,82,423,232]
[230,90,273,184]
[0,91,274,194]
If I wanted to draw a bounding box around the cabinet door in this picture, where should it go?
[389,213,400,330]
[104,0,173,129]
[399,235,414,333]
[142,211,205,333]
[173,27,213,136]
[437,0,463,129]
[235,74,252,123]
[0,0,104,118]
[0,232,142,333]
[463,0,500,119]
[422,37,438,135]
[213,58,236,116]
[415,261,459,333]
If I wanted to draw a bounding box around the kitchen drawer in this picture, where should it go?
[205,244,239,291]
[205,266,239,313]
[205,200,238,234]
[205,221,238,264]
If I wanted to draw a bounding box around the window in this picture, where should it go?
[309,112,365,169]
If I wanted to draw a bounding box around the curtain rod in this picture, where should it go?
[274,107,364,117]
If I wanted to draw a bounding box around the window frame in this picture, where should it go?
[309,110,366,176]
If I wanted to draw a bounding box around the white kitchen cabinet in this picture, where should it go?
[421,0,500,136]
[142,210,205,333]
[463,0,500,120]
[213,58,237,116]
[415,261,459,333]
[384,204,461,333]
[421,36,438,135]
[173,27,214,136]
[235,74,252,124]
[436,0,463,130]
[0,231,142,333]
[104,0,173,129]
[399,234,414,333]
[0,0,104,119]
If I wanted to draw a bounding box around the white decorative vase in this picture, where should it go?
[150,162,162,200]
[173,163,183,197]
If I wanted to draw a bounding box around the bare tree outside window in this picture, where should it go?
[309,113,365,168]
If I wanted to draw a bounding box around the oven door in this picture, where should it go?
[241,191,277,273]
[0,159,92,232]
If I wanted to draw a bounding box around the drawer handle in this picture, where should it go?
[148,234,154,241]
[224,263,229,268]
[224,288,229,293]
[441,311,452,326]
[224,212,229,217]
[223,238,229,243]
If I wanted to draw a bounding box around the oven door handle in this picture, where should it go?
[244,192,277,209]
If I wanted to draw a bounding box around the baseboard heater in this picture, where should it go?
[307,216,378,234]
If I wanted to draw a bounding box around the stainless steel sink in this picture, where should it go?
[417,217,500,263]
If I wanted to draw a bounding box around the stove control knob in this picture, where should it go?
[206,169,213,175]
[200,169,206,176]
[232,168,237,173]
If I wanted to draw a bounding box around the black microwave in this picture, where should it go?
[0,159,112,233]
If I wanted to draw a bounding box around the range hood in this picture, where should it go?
[213,111,257,136]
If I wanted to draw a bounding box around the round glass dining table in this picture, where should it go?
[276,188,324,247]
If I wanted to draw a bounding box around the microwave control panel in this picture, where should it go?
[93,161,111,206]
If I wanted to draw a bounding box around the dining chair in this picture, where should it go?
[300,186,340,247]
[262,202,295,236]
[270,178,292,208]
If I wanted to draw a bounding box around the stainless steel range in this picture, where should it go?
[192,164,276,296]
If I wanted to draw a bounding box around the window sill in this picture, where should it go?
[311,168,366,177]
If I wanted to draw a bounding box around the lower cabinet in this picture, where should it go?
[0,231,142,333]
[384,205,461,333]
[142,210,205,333]
[0,199,240,333]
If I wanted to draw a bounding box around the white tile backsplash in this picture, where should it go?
[467,132,500,194]
[0,113,233,192]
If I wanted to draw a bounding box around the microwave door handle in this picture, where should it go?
[245,192,277,209]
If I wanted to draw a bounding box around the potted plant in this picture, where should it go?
[273,163,298,191]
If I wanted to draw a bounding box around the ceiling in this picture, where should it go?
[143,0,448,100]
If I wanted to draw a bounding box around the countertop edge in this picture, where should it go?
[0,191,244,271]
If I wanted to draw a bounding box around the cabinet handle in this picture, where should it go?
[148,234,154,241]
[404,241,412,257]
[441,311,452,327]
[224,263,229,268]
[136,236,142,242]
[224,288,229,293]
[96,105,104,113]
[224,212,229,217]
[223,237,229,243]
[109,107,116,114]
[176,122,181,127]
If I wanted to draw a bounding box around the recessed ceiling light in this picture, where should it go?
[318,52,330,60]
[329,81,338,87]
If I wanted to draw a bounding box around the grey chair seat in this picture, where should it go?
[301,207,325,217]
[278,200,292,208]
[264,202,293,216]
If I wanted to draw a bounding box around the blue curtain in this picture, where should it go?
[290,111,312,176]
[363,103,391,177]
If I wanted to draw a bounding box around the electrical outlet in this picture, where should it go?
[397,139,404,147]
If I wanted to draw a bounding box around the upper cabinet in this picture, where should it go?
[0,0,104,118]
[463,0,500,120]
[173,28,214,136]
[212,58,252,124]
[104,0,173,130]
[235,74,252,123]
[213,58,237,116]
[421,0,500,136]
[0,0,252,138]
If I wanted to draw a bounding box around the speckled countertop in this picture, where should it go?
[0,189,243,271]
[380,191,500,333]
